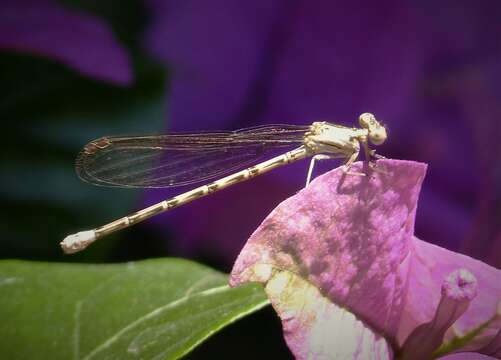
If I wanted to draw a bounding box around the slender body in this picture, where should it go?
[61,113,387,254]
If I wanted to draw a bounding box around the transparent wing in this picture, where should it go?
[75,124,309,188]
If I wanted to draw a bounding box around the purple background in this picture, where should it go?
[1,0,499,268]
[1,1,500,358]
[142,0,501,268]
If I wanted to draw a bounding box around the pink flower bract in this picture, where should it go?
[230,159,500,359]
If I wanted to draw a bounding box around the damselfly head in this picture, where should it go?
[359,113,387,145]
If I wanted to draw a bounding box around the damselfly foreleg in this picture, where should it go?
[361,140,387,175]
[342,148,367,177]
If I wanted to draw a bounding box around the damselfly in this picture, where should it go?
[61,113,387,254]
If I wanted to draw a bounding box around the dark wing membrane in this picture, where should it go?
[75,124,309,188]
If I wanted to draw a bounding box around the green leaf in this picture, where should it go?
[0,258,269,359]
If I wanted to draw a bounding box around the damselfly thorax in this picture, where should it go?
[61,113,387,254]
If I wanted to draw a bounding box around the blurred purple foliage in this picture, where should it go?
[142,0,501,268]
[0,0,133,86]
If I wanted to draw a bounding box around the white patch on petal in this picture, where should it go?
[252,264,273,283]
[265,269,393,360]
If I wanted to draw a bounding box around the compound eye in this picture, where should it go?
[359,113,376,128]
[369,127,387,145]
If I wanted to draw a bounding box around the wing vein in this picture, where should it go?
[76,124,308,188]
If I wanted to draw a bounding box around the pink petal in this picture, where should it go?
[400,269,478,359]
[440,354,498,360]
[0,2,133,86]
[231,159,427,356]
[479,326,501,358]
[401,238,501,354]
[230,159,501,358]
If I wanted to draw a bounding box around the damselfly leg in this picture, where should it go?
[306,154,346,186]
